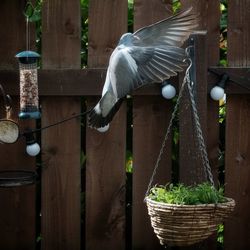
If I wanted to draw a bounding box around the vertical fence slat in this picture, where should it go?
[179,1,220,186]
[86,0,127,249]
[179,32,208,185]
[179,2,220,249]
[41,0,81,249]
[0,1,36,249]
[179,33,215,250]
[132,1,173,249]
[225,1,250,249]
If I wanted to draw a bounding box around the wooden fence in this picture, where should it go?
[0,0,249,249]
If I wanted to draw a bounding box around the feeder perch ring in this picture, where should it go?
[0,170,37,187]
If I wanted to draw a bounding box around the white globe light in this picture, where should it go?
[210,86,225,101]
[97,124,109,133]
[161,84,176,99]
[26,143,40,156]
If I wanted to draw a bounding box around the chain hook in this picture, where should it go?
[183,45,194,76]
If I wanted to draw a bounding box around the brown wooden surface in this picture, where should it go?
[2,68,250,96]
[0,69,178,96]
[179,32,208,185]
[208,67,250,94]
[85,0,127,249]
[1,1,250,249]
[179,2,220,249]
[0,67,250,96]
[225,1,250,249]
[180,0,220,184]
[0,1,36,249]
[133,96,172,250]
[132,1,172,249]
[41,0,81,249]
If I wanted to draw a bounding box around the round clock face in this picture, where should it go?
[0,120,19,144]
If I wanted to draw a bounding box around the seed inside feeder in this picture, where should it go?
[20,67,39,111]
[16,51,41,119]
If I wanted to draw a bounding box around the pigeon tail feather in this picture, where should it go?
[88,98,124,129]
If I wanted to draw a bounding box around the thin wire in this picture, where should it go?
[26,16,29,51]
[20,110,91,136]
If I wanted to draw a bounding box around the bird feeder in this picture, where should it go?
[16,51,41,119]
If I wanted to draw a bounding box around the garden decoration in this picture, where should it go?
[161,81,176,100]
[209,68,250,100]
[210,74,229,101]
[87,7,198,129]
[144,47,235,247]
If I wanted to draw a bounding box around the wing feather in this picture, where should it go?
[131,7,198,47]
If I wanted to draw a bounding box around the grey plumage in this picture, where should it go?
[88,7,198,129]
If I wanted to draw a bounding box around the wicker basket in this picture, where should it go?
[146,197,235,246]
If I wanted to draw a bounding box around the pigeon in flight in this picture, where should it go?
[88,7,198,129]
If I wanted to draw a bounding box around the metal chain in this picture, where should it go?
[186,71,215,186]
[144,63,192,200]
[144,56,215,200]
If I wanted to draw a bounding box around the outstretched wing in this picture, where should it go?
[131,46,186,83]
[131,7,198,47]
[111,45,186,98]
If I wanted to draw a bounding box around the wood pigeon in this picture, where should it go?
[88,7,198,129]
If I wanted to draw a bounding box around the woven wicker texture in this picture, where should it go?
[146,197,235,246]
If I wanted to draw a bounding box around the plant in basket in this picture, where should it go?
[145,183,235,247]
[148,183,226,205]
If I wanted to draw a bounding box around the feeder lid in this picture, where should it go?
[0,170,37,187]
[15,50,40,64]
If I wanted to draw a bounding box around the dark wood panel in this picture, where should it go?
[179,33,208,185]
[0,1,36,249]
[225,1,250,249]
[41,0,81,249]
[0,1,28,69]
[208,67,250,94]
[2,67,250,96]
[86,100,127,250]
[202,3,221,250]
[85,0,127,249]
[132,1,172,249]
[180,2,220,249]
[0,101,36,250]
[0,69,177,96]
[133,96,172,250]
[180,0,220,187]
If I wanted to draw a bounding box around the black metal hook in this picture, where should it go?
[217,74,229,88]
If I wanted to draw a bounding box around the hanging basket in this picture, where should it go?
[144,48,236,247]
[146,197,235,246]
